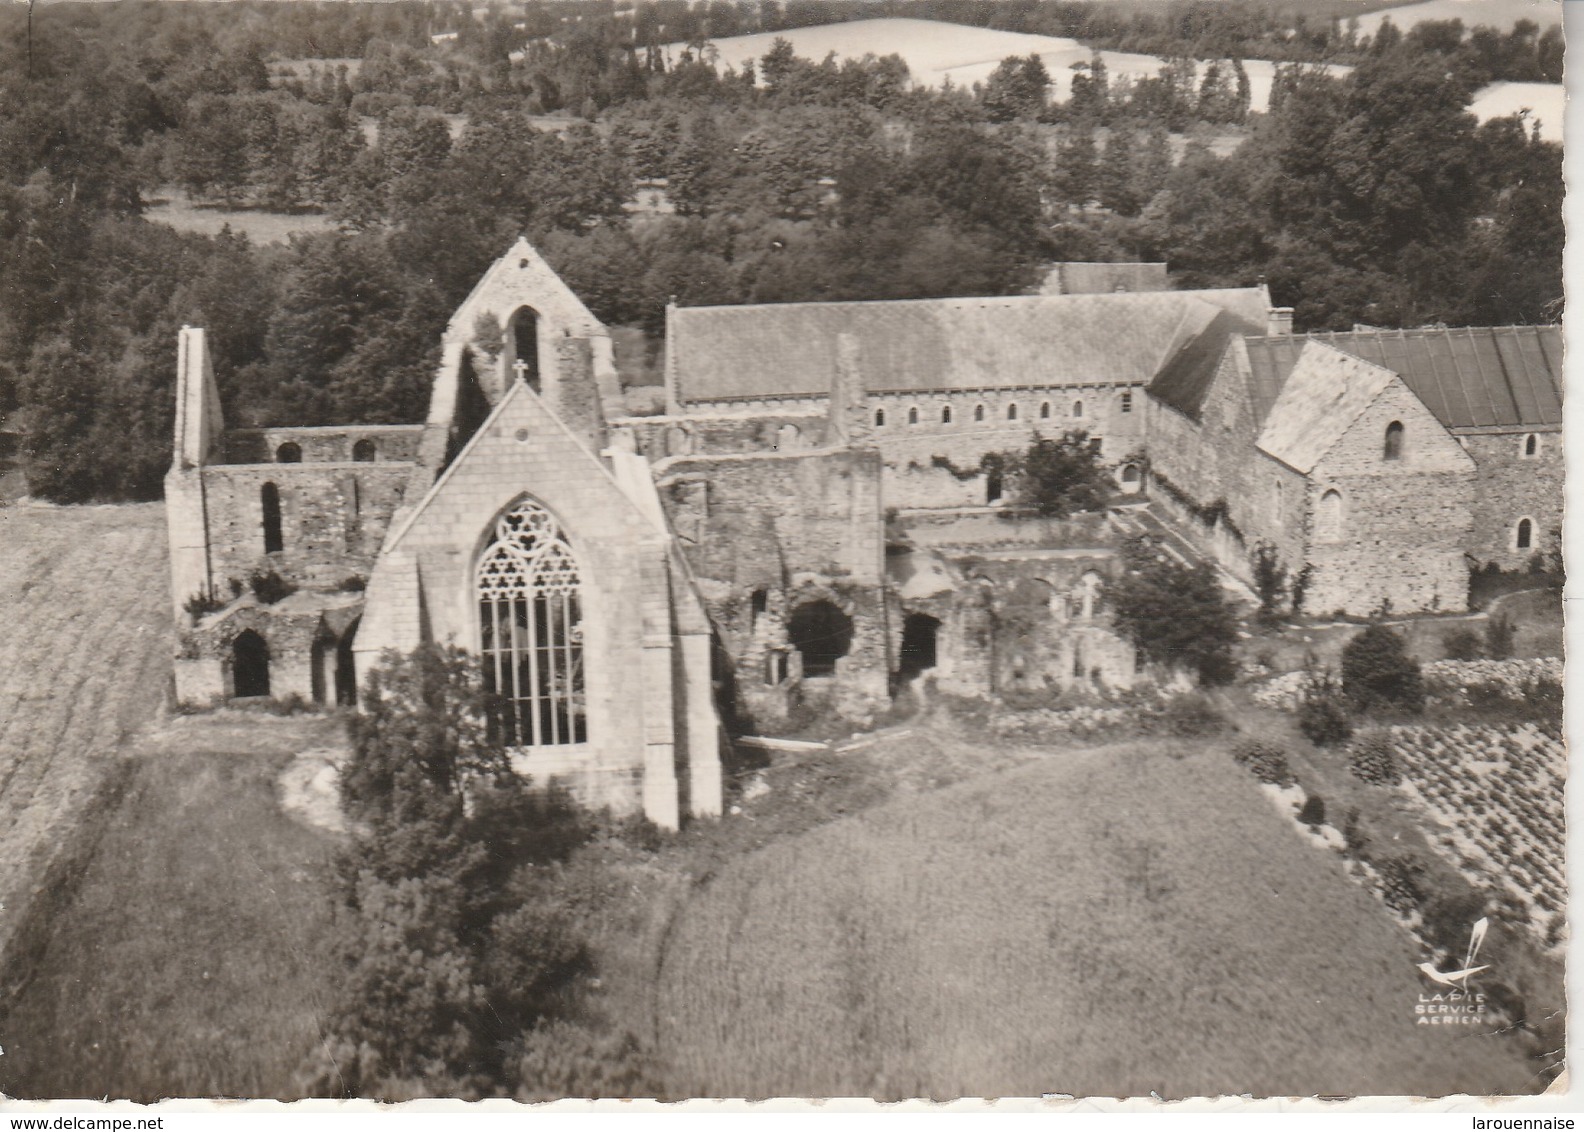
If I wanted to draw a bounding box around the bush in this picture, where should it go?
[1484,614,1515,660]
[340,573,368,592]
[1297,694,1353,747]
[248,568,298,605]
[1376,855,1426,915]
[1342,807,1367,853]
[182,588,227,618]
[1251,541,1289,627]
[510,1020,662,1101]
[1109,535,1239,687]
[1231,740,1294,787]
[1156,692,1228,738]
[1341,624,1424,713]
[1346,733,1401,786]
[1297,792,1326,827]
[1442,627,1484,661]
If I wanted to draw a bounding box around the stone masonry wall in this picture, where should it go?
[223,425,422,465]
[201,463,412,593]
[1461,429,1563,570]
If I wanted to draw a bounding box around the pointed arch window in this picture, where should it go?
[477,499,587,747]
[1522,433,1539,458]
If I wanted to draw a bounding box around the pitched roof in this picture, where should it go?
[1244,326,1561,432]
[666,288,1271,404]
[1255,342,1399,473]
[1145,307,1266,421]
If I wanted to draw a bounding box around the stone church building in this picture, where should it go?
[164,240,1560,826]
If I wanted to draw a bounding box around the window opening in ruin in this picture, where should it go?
[1516,517,1533,550]
[509,307,542,392]
[1523,433,1539,457]
[335,621,359,706]
[787,600,853,678]
[352,438,376,462]
[1317,489,1343,542]
[276,441,302,463]
[1040,401,1051,419]
[898,612,941,680]
[941,405,952,424]
[908,406,919,425]
[1384,421,1404,461]
[750,588,768,631]
[974,404,986,422]
[477,498,587,746]
[1072,400,1083,417]
[874,408,886,427]
[1088,436,1103,455]
[1120,463,1141,492]
[1121,391,1133,413]
[1007,403,1019,421]
[1079,572,1102,619]
[765,649,789,686]
[261,482,283,553]
[310,632,332,703]
[232,630,271,698]
[986,468,1004,504]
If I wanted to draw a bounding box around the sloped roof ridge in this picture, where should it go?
[674,286,1268,318]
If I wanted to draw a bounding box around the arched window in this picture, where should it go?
[1523,433,1539,457]
[1516,517,1534,550]
[788,600,853,678]
[908,406,919,425]
[750,588,768,632]
[1039,401,1051,419]
[941,405,952,424]
[776,423,802,450]
[477,498,587,747]
[232,630,270,698]
[874,407,886,427]
[1383,421,1404,460]
[261,482,283,553]
[986,467,1004,504]
[1316,489,1344,543]
[352,438,376,462]
[1007,403,1019,421]
[1072,400,1084,418]
[276,441,302,464]
[1120,390,1133,414]
[974,404,986,422]
[1119,463,1141,493]
[508,306,541,392]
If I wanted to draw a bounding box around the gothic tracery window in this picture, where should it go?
[477,499,587,747]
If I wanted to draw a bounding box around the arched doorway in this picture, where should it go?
[335,619,360,706]
[233,630,270,698]
[310,631,332,704]
[898,612,940,680]
[788,600,853,678]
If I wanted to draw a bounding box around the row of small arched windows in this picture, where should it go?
[875,396,1115,428]
[1384,425,1546,461]
[274,439,378,463]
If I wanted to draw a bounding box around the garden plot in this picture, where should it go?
[1386,724,1564,945]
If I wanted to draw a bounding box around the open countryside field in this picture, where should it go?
[0,504,172,978]
[145,194,336,246]
[0,713,345,1100]
[1357,0,1561,37]
[683,17,1561,139]
[654,737,1538,1098]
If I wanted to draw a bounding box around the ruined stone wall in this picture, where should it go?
[222,426,422,465]
[1460,429,1563,570]
[1303,382,1475,616]
[612,412,828,460]
[200,463,412,593]
[173,599,363,704]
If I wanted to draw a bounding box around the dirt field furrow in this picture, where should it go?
[0,503,172,972]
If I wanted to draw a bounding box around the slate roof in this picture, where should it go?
[666,288,1272,404]
[1244,326,1561,432]
[1255,342,1399,474]
[1145,307,1267,422]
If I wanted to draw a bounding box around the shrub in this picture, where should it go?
[1341,624,1424,713]
[1376,855,1426,915]
[1251,541,1289,627]
[1442,627,1484,661]
[248,568,298,606]
[1156,692,1228,738]
[1297,792,1326,827]
[182,588,227,618]
[1342,807,1367,854]
[1008,430,1110,517]
[510,1020,662,1101]
[1297,694,1353,747]
[340,573,368,592]
[1484,614,1515,660]
[1109,535,1239,686]
[1346,733,1401,786]
[1231,740,1294,787]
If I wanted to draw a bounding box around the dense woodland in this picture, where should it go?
[0,0,1561,503]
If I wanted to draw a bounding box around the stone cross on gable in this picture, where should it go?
[512,357,531,384]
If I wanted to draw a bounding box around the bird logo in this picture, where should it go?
[1417,917,1490,989]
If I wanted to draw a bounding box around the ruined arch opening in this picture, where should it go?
[336,619,360,706]
[276,441,301,463]
[232,630,270,698]
[352,438,376,462]
[788,600,853,678]
[508,306,542,392]
[261,482,283,553]
[898,612,940,680]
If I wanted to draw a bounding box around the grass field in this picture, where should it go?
[0,503,173,978]
[1356,0,1561,37]
[649,730,1539,1098]
[0,713,346,1101]
[144,194,336,246]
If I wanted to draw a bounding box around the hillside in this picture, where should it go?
[0,503,173,975]
[652,735,1539,1098]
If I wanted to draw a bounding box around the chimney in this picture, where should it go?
[1267,307,1294,336]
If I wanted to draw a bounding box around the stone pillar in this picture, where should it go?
[679,631,723,818]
